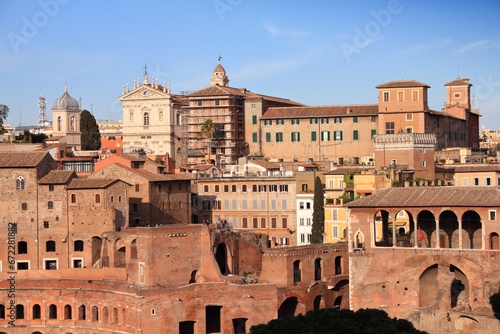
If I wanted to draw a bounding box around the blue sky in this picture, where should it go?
[1,0,499,130]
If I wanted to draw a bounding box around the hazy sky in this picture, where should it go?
[1,0,499,129]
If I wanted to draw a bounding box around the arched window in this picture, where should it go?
[0,304,4,319]
[74,240,84,252]
[16,305,24,319]
[48,201,54,209]
[64,304,72,320]
[143,112,150,126]
[102,307,108,323]
[18,241,27,254]
[49,304,57,319]
[70,116,75,131]
[112,307,118,323]
[32,304,41,319]
[293,260,301,283]
[91,306,99,321]
[16,176,25,190]
[78,305,86,320]
[46,240,56,252]
[71,194,76,203]
[95,194,100,203]
[57,116,62,131]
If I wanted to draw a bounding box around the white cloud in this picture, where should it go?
[455,39,500,53]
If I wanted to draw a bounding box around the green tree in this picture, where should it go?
[311,176,324,244]
[201,119,217,163]
[490,288,500,320]
[250,308,428,334]
[80,110,101,150]
[0,104,9,133]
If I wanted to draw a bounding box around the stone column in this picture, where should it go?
[458,219,462,249]
[435,220,440,249]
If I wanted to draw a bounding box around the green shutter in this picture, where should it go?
[252,132,258,142]
[311,131,316,141]
[353,130,358,140]
[266,133,271,142]
[371,129,376,138]
[252,115,257,125]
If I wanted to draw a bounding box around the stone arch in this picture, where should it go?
[91,236,103,267]
[78,305,86,320]
[91,306,99,321]
[415,210,435,248]
[214,242,230,275]
[374,210,391,246]
[293,260,302,284]
[102,307,108,323]
[419,264,439,307]
[490,232,500,249]
[32,304,41,319]
[455,315,479,331]
[461,210,482,249]
[114,238,126,268]
[130,239,137,260]
[278,297,299,319]
[313,295,321,311]
[395,209,414,247]
[354,230,364,249]
[49,304,57,319]
[450,265,469,309]
[189,270,198,284]
[64,304,72,320]
[439,210,459,248]
[333,296,342,308]
[314,258,322,280]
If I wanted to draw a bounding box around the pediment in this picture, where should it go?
[120,85,171,101]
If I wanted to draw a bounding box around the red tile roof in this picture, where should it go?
[444,78,472,86]
[0,152,50,167]
[262,105,378,119]
[376,80,430,89]
[38,170,77,184]
[347,187,500,208]
[435,164,500,173]
[188,85,251,97]
[67,178,122,189]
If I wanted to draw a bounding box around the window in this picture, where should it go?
[214,185,220,192]
[271,200,276,210]
[353,130,359,140]
[473,178,480,186]
[143,112,150,126]
[71,194,76,203]
[45,259,57,270]
[276,132,283,142]
[58,116,62,130]
[385,122,395,134]
[242,200,247,210]
[49,304,57,319]
[299,218,304,226]
[213,201,221,210]
[253,218,258,228]
[301,184,308,192]
[265,132,271,142]
[16,305,24,319]
[232,199,237,210]
[462,178,468,187]
[282,217,288,228]
[215,99,220,106]
[310,118,318,124]
[16,176,25,190]
[299,202,305,210]
[353,116,359,123]
[48,201,54,209]
[17,261,29,270]
[259,185,267,192]
[252,200,258,210]
[203,185,209,192]
[260,217,266,228]
[311,131,317,141]
[129,112,133,122]
[252,115,257,125]
[406,127,413,133]
[197,100,202,107]
[320,118,329,124]
[454,93,461,98]
[269,184,277,192]
[422,160,426,167]
[291,132,300,142]
[306,202,311,209]
[232,185,236,192]
[300,234,305,243]
[383,91,389,102]
[276,119,284,125]
[306,218,311,225]
[264,119,272,125]
[334,131,343,141]
[486,177,492,186]
[46,240,56,252]
[74,240,84,252]
[95,194,100,203]
[18,241,27,254]
[281,200,287,210]
[332,225,339,238]
[334,117,342,123]
[291,118,300,125]
[321,131,330,141]
[43,221,50,228]
[489,210,496,221]
[33,304,41,319]
[252,132,258,142]
[135,184,140,192]
[252,185,258,192]
[398,91,404,101]
[21,203,27,210]
[49,184,54,191]
[242,185,247,192]
[280,185,288,192]
[224,185,229,192]
[271,217,277,228]
[412,90,418,101]
[371,129,376,138]
[406,113,413,121]
[242,218,248,228]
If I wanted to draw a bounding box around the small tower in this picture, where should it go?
[37,96,48,127]
[210,57,229,87]
[51,85,82,150]
[444,77,472,120]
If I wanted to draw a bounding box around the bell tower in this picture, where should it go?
[210,57,229,87]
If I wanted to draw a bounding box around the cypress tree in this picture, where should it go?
[80,110,101,150]
[311,176,324,244]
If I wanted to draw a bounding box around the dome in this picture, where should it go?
[52,86,80,110]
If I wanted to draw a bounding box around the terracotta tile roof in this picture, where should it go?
[376,80,430,89]
[114,153,147,162]
[347,187,500,208]
[245,94,304,106]
[262,104,378,119]
[38,170,76,184]
[132,168,193,181]
[435,164,500,173]
[444,78,472,86]
[248,159,281,170]
[324,166,373,175]
[67,178,121,189]
[0,151,49,167]
[188,85,252,97]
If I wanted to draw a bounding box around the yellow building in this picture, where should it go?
[435,164,500,187]
[324,199,349,244]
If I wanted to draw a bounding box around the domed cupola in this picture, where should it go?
[210,57,230,87]
[53,85,80,110]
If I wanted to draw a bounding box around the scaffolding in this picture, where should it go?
[37,96,48,127]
